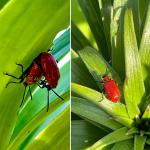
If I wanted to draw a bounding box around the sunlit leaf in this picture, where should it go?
[124,9,144,118]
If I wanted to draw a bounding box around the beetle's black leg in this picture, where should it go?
[29,86,32,100]
[98,88,105,102]
[6,81,21,88]
[4,72,20,79]
[16,63,24,73]
[20,85,27,107]
[47,89,50,112]
[99,93,104,102]
[51,89,64,100]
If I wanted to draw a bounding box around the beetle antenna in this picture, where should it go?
[4,72,20,80]
[16,63,24,73]
[51,89,64,100]
[20,85,27,107]
[47,89,50,112]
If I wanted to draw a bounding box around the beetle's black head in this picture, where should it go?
[102,74,111,82]
[102,74,107,78]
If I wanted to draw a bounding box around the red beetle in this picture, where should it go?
[102,74,120,103]
[4,62,43,106]
[37,52,60,88]
[4,52,63,111]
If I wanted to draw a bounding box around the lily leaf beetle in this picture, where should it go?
[4,51,63,111]
[102,74,121,103]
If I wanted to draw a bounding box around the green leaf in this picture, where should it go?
[71,21,91,51]
[87,127,133,150]
[139,1,150,94]
[142,104,150,119]
[7,92,70,149]
[146,138,150,145]
[24,106,70,150]
[53,28,70,60]
[0,0,9,9]
[98,0,112,53]
[71,120,107,150]
[78,47,122,90]
[124,9,145,118]
[72,0,96,49]
[134,135,146,150]
[71,49,98,90]
[0,0,69,149]
[72,96,122,130]
[72,83,133,127]
[9,30,70,145]
[77,0,110,61]
[111,139,133,150]
[126,127,139,136]
[126,0,140,44]
[82,117,111,133]
[111,0,127,80]
[139,0,149,30]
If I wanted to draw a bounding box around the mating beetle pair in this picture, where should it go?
[4,52,63,112]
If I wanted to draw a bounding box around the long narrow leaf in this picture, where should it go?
[71,21,91,51]
[0,0,69,148]
[72,97,122,130]
[8,92,70,149]
[77,0,110,61]
[72,0,96,48]
[111,0,127,80]
[139,2,150,94]
[72,83,133,127]
[87,127,133,150]
[78,47,122,90]
[139,0,149,34]
[71,50,98,90]
[98,0,112,52]
[124,9,144,118]
[24,106,70,150]
[71,120,107,150]
[111,139,133,150]
[134,135,146,150]
[126,0,140,44]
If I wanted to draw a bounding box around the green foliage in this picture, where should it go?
[0,0,70,149]
[72,0,150,149]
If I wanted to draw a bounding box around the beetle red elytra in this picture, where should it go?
[102,74,120,103]
[4,51,63,112]
[38,52,60,88]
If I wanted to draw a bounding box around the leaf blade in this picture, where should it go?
[77,0,110,60]
[72,96,122,130]
[87,127,133,150]
[0,0,69,149]
[8,92,70,150]
[24,106,70,150]
[139,2,150,94]
[124,9,144,118]
[134,135,146,150]
[72,83,133,127]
